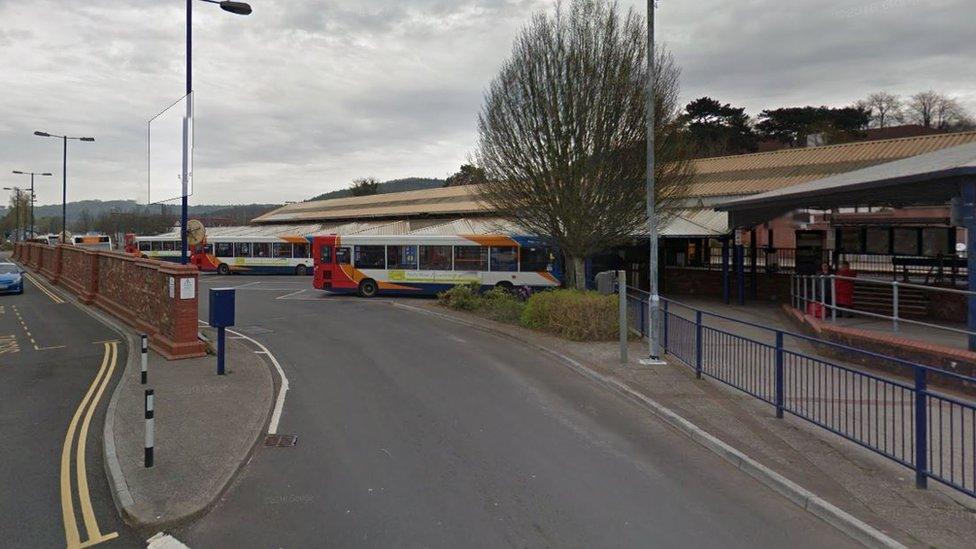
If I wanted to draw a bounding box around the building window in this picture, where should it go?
[419,245,452,270]
[838,228,861,253]
[387,245,418,269]
[490,246,518,272]
[922,228,949,256]
[354,245,386,269]
[453,246,488,271]
[235,242,251,257]
[520,246,551,272]
[293,242,309,258]
[865,228,889,254]
[893,229,918,256]
[215,242,232,257]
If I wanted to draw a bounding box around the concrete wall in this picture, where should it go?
[14,242,205,360]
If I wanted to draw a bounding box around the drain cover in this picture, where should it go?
[264,434,298,447]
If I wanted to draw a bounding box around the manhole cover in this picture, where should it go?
[264,434,298,447]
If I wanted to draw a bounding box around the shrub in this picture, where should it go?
[480,287,525,323]
[521,289,619,341]
[436,282,483,311]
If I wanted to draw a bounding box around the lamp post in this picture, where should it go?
[12,171,52,239]
[639,1,665,366]
[34,131,95,243]
[179,0,252,265]
[3,187,25,241]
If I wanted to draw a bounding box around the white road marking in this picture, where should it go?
[146,532,190,549]
[275,289,307,300]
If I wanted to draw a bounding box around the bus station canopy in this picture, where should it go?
[715,141,976,228]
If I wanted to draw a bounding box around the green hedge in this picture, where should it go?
[437,285,620,342]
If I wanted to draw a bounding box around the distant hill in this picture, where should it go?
[21,200,281,225]
[308,177,445,202]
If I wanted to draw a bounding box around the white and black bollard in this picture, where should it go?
[140,334,148,385]
[144,389,155,468]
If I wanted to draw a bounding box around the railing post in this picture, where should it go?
[914,366,928,489]
[618,271,627,364]
[830,275,837,322]
[790,275,796,309]
[892,280,900,332]
[662,299,669,353]
[694,310,703,379]
[819,274,826,320]
[775,331,784,419]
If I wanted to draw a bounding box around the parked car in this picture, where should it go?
[0,262,24,295]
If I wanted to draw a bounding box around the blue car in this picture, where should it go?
[0,262,24,295]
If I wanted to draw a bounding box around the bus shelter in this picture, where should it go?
[715,141,976,350]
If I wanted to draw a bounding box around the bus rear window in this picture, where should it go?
[319,246,332,264]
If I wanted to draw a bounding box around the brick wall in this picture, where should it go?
[14,242,205,360]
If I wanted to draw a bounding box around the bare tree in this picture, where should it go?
[476,0,693,289]
[856,91,903,128]
[907,90,973,130]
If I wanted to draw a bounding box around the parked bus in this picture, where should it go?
[130,235,313,275]
[311,234,561,297]
[71,234,113,251]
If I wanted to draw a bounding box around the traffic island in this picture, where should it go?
[106,327,274,531]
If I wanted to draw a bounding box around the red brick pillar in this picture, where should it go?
[155,263,206,360]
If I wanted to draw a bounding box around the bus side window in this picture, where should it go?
[336,247,351,265]
[320,246,332,264]
[294,242,310,259]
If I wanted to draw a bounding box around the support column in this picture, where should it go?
[963,180,976,351]
[736,243,745,305]
[721,236,730,304]
[750,227,758,298]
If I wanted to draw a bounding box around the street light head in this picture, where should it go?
[41,173,53,176]
[219,1,252,15]
[13,171,25,174]
[34,131,51,137]
[80,137,95,142]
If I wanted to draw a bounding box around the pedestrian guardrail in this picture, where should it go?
[627,287,976,499]
[791,273,976,340]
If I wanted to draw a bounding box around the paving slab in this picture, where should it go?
[109,326,273,531]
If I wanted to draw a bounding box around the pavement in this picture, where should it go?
[169,275,857,548]
[0,255,141,548]
[106,324,274,532]
[413,296,976,548]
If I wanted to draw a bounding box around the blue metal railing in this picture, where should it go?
[627,287,976,499]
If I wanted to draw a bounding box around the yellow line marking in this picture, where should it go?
[24,272,65,304]
[61,343,120,548]
[76,342,119,546]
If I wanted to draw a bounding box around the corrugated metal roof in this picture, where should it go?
[251,131,976,225]
[685,131,976,198]
[659,209,728,237]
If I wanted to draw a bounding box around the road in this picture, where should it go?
[179,275,857,548]
[0,270,139,548]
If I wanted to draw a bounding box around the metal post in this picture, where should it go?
[736,244,745,305]
[892,280,900,332]
[217,326,226,375]
[830,275,837,322]
[819,275,826,320]
[181,0,192,265]
[29,173,34,239]
[61,136,67,244]
[618,270,627,364]
[775,331,784,418]
[694,310,703,379]
[640,0,664,366]
[662,298,669,353]
[721,237,730,304]
[964,179,976,351]
[145,389,155,468]
[914,367,928,489]
[140,334,148,385]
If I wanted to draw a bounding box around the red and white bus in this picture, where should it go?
[312,234,561,297]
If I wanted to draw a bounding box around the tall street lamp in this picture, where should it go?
[34,131,95,243]
[179,0,252,264]
[3,187,26,241]
[12,170,53,238]
[640,1,665,366]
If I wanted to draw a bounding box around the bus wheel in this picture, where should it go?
[495,281,514,293]
[358,279,379,298]
[295,264,308,276]
[217,263,230,275]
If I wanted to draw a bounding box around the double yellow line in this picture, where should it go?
[61,342,119,549]
[24,272,65,304]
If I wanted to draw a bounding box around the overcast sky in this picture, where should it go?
[1,0,973,207]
